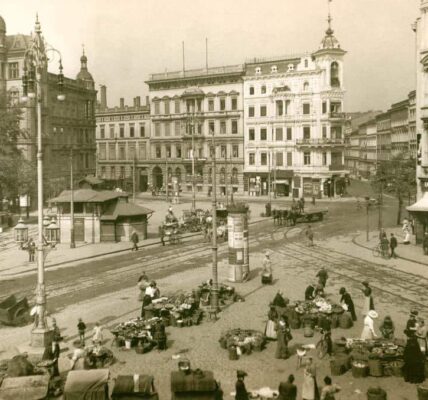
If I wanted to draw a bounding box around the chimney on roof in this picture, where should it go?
[100,85,107,109]
[120,97,125,108]
[134,96,141,108]
[146,96,149,106]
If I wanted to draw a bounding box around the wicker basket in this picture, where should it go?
[339,312,353,329]
[352,362,369,378]
[367,387,387,400]
[368,358,383,377]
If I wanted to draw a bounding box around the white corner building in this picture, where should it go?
[243,15,348,198]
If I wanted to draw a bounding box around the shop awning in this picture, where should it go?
[407,192,428,213]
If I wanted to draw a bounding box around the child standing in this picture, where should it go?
[77,318,86,345]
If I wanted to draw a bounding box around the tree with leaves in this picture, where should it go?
[371,152,416,225]
[0,99,35,211]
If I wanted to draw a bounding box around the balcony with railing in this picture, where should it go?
[296,138,345,147]
[329,164,346,171]
[329,112,347,120]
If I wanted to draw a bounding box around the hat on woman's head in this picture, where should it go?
[237,370,248,378]
[362,281,369,287]
[410,310,419,317]
[368,310,378,319]
[339,287,346,294]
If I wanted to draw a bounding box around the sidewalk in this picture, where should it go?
[352,226,428,266]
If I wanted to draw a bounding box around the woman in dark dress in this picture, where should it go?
[402,336,425,384]
[361,281,374,316]
[141,294,152,318]
[154,320,167,350]
[339,287,357,321]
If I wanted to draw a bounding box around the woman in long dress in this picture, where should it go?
[403,336,425,383]
[361,281,374,316]
[265,305,278,340]
[302,357,319,400]
[416,318,428,355]
[361,310,378,340]
[275,316,291,359]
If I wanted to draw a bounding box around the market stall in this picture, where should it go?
[112,374,159,400]
[64,369,109,400]
[171,368,222,400]
[219,329,266,359]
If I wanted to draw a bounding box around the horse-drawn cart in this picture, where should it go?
[0,294,30,326]
[272,207,327,226]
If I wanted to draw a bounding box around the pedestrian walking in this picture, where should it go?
[339,287,357,321]
[361,281,374,316]
[423,232,428,255]
[389,233,398,258]
[278,374,297,400]
[380,233,389,258]
[235,370,249,400]
[320,376,340,400]
[305,225,314,246]
[27,238,35,262]
[77,318,86,345]
[92,322,103,345]
[158,226,165,246]
[302,357,319,400]
[316,268,328,288]
[130,230,139,251]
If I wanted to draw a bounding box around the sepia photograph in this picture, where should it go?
[0,0,427,399]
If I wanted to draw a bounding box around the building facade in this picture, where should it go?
[145,66,245,196]
[243,17,347,198]
[95,87,151,192]
[0,16,96,202]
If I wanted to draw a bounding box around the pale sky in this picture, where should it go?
[1,0,420,112]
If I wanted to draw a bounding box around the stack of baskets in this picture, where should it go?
[367,387,387,400]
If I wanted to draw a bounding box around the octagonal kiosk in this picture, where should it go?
[227,204,250,282]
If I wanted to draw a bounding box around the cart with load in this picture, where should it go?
[0,294,30,326]
[171,368,222,400]
[112,374,159,400]
[64,369,109,400]
[160,221,181,245]
[0,375,50,400]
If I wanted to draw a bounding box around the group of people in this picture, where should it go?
[378,229,398,258]
[235,367,340,400]
[137,272,161,317]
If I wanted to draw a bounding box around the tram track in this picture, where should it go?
[273,244,428,309]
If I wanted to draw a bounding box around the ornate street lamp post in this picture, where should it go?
[210,130,219,310]
[21,15,65,356]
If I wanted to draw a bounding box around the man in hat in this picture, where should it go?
[389,233,398,259]
[405,310,419,337]
[235,370,249,400]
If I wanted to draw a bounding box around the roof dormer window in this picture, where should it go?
[271,65,278,73]
[255,67,261,75]
[287,64,294,72]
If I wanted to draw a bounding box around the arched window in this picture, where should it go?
[261,85,266,94]
[219,167,226,184]
[232,168,238,185]
[208,167,212,184]
[175,167,182,183]
[303,82,309,92]
[330,62,340,87]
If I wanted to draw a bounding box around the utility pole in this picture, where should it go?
[70,148,75,249]
[132,156,136,203]
[190,113,196,212]
[165,158,169,203]
[211,130,219,310]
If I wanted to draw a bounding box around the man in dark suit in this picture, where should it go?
[389,233,398,259]
[278,374,297,400]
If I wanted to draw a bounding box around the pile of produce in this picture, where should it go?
[219,329,266,354]
[110,317,160,343]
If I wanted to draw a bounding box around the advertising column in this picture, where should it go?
[227,205,249,282]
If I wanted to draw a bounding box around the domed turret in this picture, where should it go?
[319,15,341,50]
[76,46,94,89]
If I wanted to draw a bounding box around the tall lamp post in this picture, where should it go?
[21,16,65,354]
[69,148,75,248]
[210,130,219,310]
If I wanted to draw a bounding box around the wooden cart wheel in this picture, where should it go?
[13,308,30,326]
